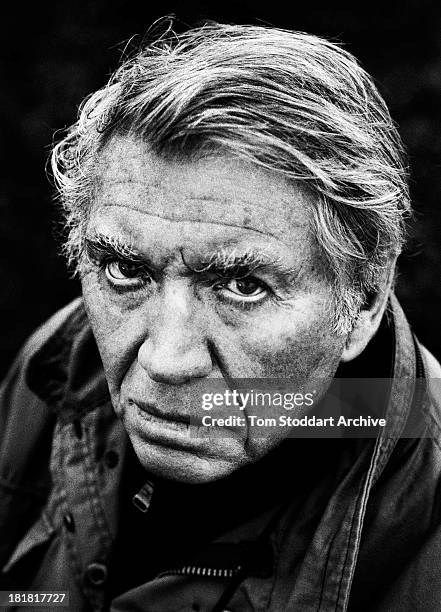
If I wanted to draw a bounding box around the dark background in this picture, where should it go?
[1,0,440,377]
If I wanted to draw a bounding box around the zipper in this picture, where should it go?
[157,564,242,579]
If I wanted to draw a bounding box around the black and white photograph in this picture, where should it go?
[0,2,440,610]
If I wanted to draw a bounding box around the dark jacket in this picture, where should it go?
[1,294,441,611]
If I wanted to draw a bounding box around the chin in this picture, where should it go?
[131,438,243,484]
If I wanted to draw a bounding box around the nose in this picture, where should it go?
[137,281,213,385]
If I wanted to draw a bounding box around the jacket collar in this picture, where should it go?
[332,292,421,611]
[27,299,110,421]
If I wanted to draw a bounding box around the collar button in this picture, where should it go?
[85,562,107,587]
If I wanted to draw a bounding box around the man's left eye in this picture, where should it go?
[220,277,268,302]
[105,260,150,287]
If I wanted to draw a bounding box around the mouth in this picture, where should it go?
[125,399,207,450]
[133,399,193,425]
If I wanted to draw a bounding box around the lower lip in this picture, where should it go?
[130,405,204,449]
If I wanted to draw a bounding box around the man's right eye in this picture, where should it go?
[104,260,151,288]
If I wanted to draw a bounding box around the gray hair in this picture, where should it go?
[51,22,410,334]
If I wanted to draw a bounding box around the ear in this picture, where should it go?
[341,262,396,363]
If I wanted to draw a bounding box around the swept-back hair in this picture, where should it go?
[51,21,410,333]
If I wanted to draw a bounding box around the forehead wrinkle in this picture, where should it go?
[91,202,286,242]
[96,177,301,214]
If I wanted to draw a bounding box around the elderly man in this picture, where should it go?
[1,22,440,612]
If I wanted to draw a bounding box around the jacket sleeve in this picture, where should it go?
[0,300,81,568]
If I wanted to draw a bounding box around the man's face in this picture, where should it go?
[81,136,347,483]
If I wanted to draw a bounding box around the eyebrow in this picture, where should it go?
[184,248,299,282]
[84,232,300,283]
[84,233,145,263]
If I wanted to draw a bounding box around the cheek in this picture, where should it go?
[81,274,143,388]
[238,301,344,379]
[81,275,115,346]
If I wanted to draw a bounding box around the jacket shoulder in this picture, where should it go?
[0,298,85,487]
[7,298,85,367]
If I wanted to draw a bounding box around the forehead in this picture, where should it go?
[90,135,319,265]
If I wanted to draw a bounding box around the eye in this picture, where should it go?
[105,260,151,287]
[218,277,268,303]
